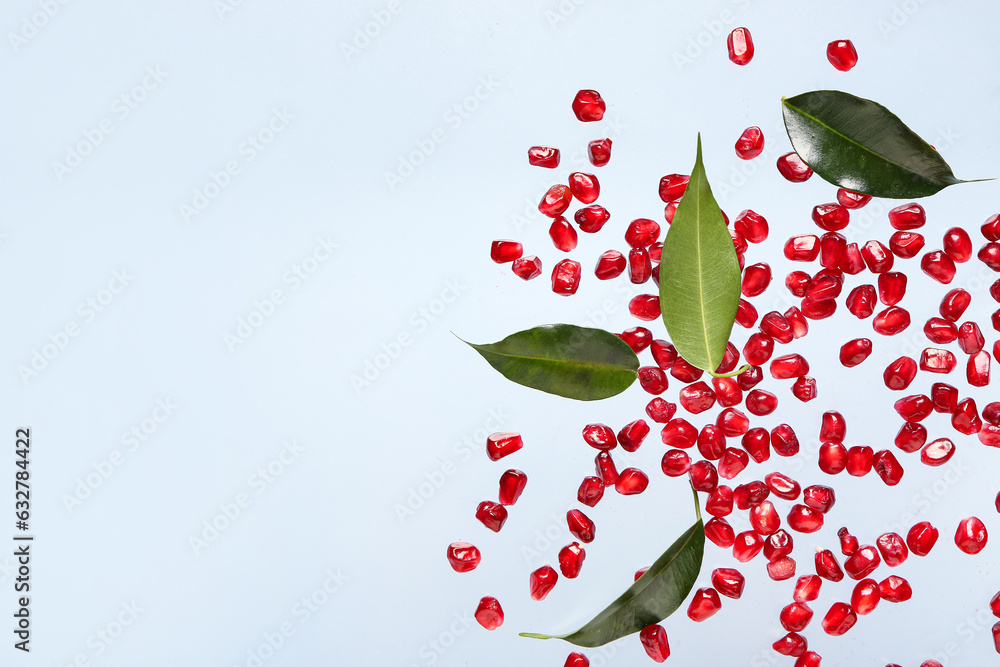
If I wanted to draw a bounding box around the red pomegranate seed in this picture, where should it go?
[953,397,983,435]
[939,288,972,322]
[731,228,749,256]
[822,602,857,636]
[777,153,813,182]
[629,248,652,284]
[818,442,847,475]
[971,350,993,388]
[568,172,600,204]
[705,517,735,548]
[845,446,874,477]
[826,39,858,70]
[862,240,894,273]
[846,284,877,318]
[879,575,913,603]
[852,579,881,615]
[645,398,676,423]
[712,567,746,599]
[804,485,836,513]
[920,348,957,373]
[634,567,650,582]
[551,259,582,295]
[815,549,845,582]
[679,382,717,414]
[741,429,771,463]
[981,424,1000,447]
[595,451,618,485]
[539,185,573,218]
[995,339,1000,361]
[732,532,765,563]
[985,402,1000,425]
[984,214,1000,241]
[625,218,661,248]
[770,354,810,379]
[564,653,589,667]
[746,389,778,415]
[930,382,959,413]
[958,321,986,354]
[735,298,759,328]
[877,272,908,306]
[549,217,578,252]
[576,207,611,235]
[795,575,822,602]
[727,27,754,65]
[572,90,605,121]
[884,356,917,390]
[529,565,559,600]
[486,432,523,461]
[774,632,809,657]
[663,201,678,223]
[785,307,809,338]
[742,263,772,297]
[687,588,722,621]
[617,419,650,452]
[876,532,909,567]
[980,242,1000,270]
[582,424,616,451]
[920,437,956,467]
[658,174,689,203]
[733,480,770,509]
[841,242,867,274]
[594,250,626,279]
[661,418,697,448]
[760,311,795,343]
[820,232,847,269]
[837,189,871,208]
[615,468,649,495]
[735,127,764,160]
[577,476,605,507]
[894,394,933,422]
[839,527,859,556]
[689,461,719,492]
[706,485,734,517]
[566,509,596,544]
[812,204,850,232]
[618,327,653,354]
[873,450,905,486]
[738,364,764,390]
[844,545,881,579]
[955,516,988,554]
[650,340,677,369]
[733,210,768,244]
[716,342,741,375]
[670,356,704,382]
[764,529,794,561]
[660,449,691,477]
[786,270,812,297]
[528,146,560,168]
[629,294,660,321]
[474,596,504,630]
[889,203,926,230]
[944,226,974,262]
[639,624,671,662]
[787,504,824,533]
[921,250,957,283]
[805,273,843,301]
[765,472,801,501]
[638,366,669,395]
[792,377,818,402]
[475,501,508,532]
[512,255,543,280]
[784,234,821,261]
[780,602,814,632]
[751,500,781,536]
[447,542,482,572]
[719,448,750,479]
[889,230,926,258]
[840,338,873,367]
[767,560,795,584]
[713,377,743,408]
[697,425,726,461]
[490,240,523,263]
[873,306,911,335]
[499,470,527,505]
[717,407,751,437]
[558,542,586,577]
[587,138,612,167]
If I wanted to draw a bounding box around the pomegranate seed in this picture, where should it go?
[697,425,726,461]
[575,205,611,234]
[530,565,559,600]
[705,517,735,548]
[660,449,691,477]
[474,596,504,630]
[894,394,933,422]
[475,501,508,532]
[616,419,650,452]
[839,527,859,556]
[873,306,911,335]
[953,398,983,435]
[737,364,764,390]
[742,263,772,297]
[955,516,989,554]
[841,242,867,274]
[727,26,754,65]
[538,185,574,218]
[805,274,843,302]
[792,377,818,402]
[716,342,741,375]
[551,259,582,295]
[731,229,748,256]
[846,284,877,319]
[650,340,677,369]
[719,448,750,479]
[658,174,689,203]
[595,451,618,485]
[661,418,697,448]
[818,442,847,475]
[564,653,589,667]
[712,568,746,599]
[639,624,671,662]
[992,280,1000,303]
[615,468,649,495]
[840,338,873,367]
[873,450,905,486]
[735,298,759,328]
[765,530,795,562]
[634,567,650,582]
[803,485,836,513]
[931,383,959,413]
[943,227,974,262]
[812,204,850,232]
[618,327,653,354]
[679,382,717,414]
[984,214,1000,241]
[770,561,796,585]
[820,232,847,269]
[735,127,765,160]
[980,242,1000,271]
[577,476,605,507]
[486,432,523,461]
[645,398,676,423]
[572,90,605,121]
[594,250,626,279]
[774,632,809,657]
[765,472,801,501]
[734,209,768,243]
[785,307,810,338]
[786,271,813,297]
[795,575,823,602]
[638,366,669,395]
[706,485,734,517]
[995,339,1000,361]
[687,588,722,621]
[892,423,926,454]
[777,153,813,183]
[844,545,881,579]
[586,138,612,167]
[568,172,600,204]
[877,272,908,306]
[920,347,957,373]
[625,218,661,248]
[663,201,678,223]
[780,602,814,632]
[746,389,778,415]
[558,542,586,577]
[827,39,858,70]
[549,217,578,252]
[845,446,874,477]
[921,250,958,283]
[733,530,765,562]
[959,321,986,354]
[981,424,1000,447]
[879,575,913,603]
[883,356,918,390]
[889,203,926,230]
[511,256,542,280]
[498,470,527,505]
[876,532,909,567]
[733,481,770,509]
[838,189,871,208]
[447,542,482,572]
[795,652,822,667]
[717,407,751,437]
[713,377,743,408]
[770,354,810,379]
[822,602,857,636]
[751,500,781,536]
[629,294,660,320]
[582,424,616,451]
[920,437,956,467]
[670,357,704,382]
[849,579,880,616]
[889,230,926,258]
[787,504,824,533]
[741,428,771,463]
[862,240,894,273]
[785,234,821,261]
[490,240,523,263]
[689,460,718,492]
[815,549,845,582]
[629,248,652,284]
[985,402,1000,425]
[566,509,596,544]
[760,311,795,343]
[528,146,560,168]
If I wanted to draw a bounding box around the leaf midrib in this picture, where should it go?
[476,346,635,373]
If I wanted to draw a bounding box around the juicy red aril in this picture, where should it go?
[735,209,768,243]
[940,288,972,322]
[639,624,671,663]
[638,366,669,394]
[572,90,605,122]
[801,296,837,320]
[565,653,590,667]
[984,214,1000,241]
[577,476,605,507]
[549,217,578,252]
[841,242,867,274]
[447,542,481,572]
[839,527,859,556]
[528,146,560,168]
[895,394,933,422]
[805,273,843,301]
[921,348,957,373]
[818,442,847,474]
[660,449,691,477]
[953,397,982,435]
[822,602,857,636]
[760,311,794,343]
[474,596,504,630]
[719,448,750,479]
[629,295,660,320]
[551,260,582,295]
[733,530,765,562]
[635,567,649,582]
[955,516,988,554]
[873,450,904,486]
[567,509,595,543]
[705,517,735,547]
[840,338,873,367]
[594,250,626,279]
[838,189,871,208]
[734,481,771,511]
[821,411,847,442]
[617,419,649,452]
[993,592,1000,618]
[475,501,508,532]
[785,234,821,261]
[736,127,765,161]
[771,424,800,456]
[689,460,719,492]
[746,389,778,415]
[625,218,661,248]
[787,504,824,533]
[780,602,814,632]
[777,153,813,182]
[804,485,836,513]
[595,451,618,485]
[862,240,894,273]
[878,272,908,306]
[575,205,611,232]
[795,652,822,667]
[921,437,956,467]
[890,230,925,258]
[568,172,600,204]
[741,429,771,463]
[852,579,880,615]
[873,306,911,335]
[751,500,781,536]
[582,423,616,450]
[539,185,573,218]
[876,532,908,567]
[981,242,1000,270]
[529,565,558,600]
[846,284,877,318]
[615,468,649,495]
[879,575,913,602]
[944,226,974,262]
[486,432,523,461]
[670,357,704,382]
[717,407,750,437]
[774,632,808,657]
[812,204,850,231]
[687,588,722,621]
[786,307,809,338]
[658,174,689,203]
[499,470,527,505]
[588,138,612,167]
[618,327,653,353]
[738,364,764,389]
[679,381,717,414]
[650,340,677,369]
[981,424,1000,447]
[742,263,772,297]
[959,321,986,354]
[736,299,759,328]
[795,574,822,602]
[558,542,586,577]
[904,523,937,557]
[820,232,847,269]
[770,354,809,379]
[793,377,818,402]
[815,549,845,582]
[766,472,801,500]
[846,446,873,477]
[827,39,858,71]
[663,202,678,223]
[646,398,675,423]
[490,240,522,263]
[786,271,812,297]
[844,545,881,579]
[731,230,749,257]
[931,382,959,413]
[712,568,745,599]
[889,202,926,230]
[765,530,795,562]
[884,356,917,390]
[661,418,698,448]
[727,27,754,65]
[985,402,1000,425]
[628,248,652,284]
[716,342,741,375]
[922,250,957,284]
[706,485,734,517]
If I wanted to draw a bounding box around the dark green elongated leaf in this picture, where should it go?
[521,487,704,647]
[461,324,639,401]
[782,90,987,198]
[659,134,742,375]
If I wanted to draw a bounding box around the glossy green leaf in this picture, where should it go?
[659,135,742,375]
[461,324,639,401]
[521,487,704,647]
[782,90,987,198]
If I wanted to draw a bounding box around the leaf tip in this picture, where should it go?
[519,632,552,640]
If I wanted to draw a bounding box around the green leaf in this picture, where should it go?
[781,90,988,198]
[659,135,742,375]
[461,324,639,401]
[520,487,704,647]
